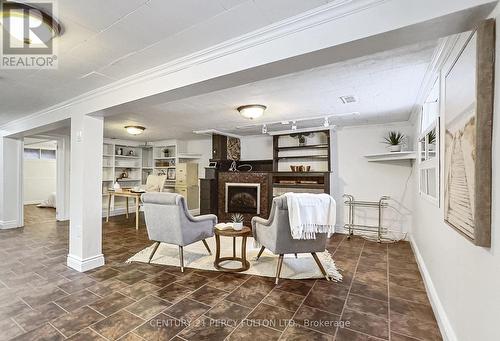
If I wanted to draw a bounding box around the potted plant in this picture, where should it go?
[383,131,405,152]
[162,148,169,157]
[231,213,244,231]
[427,130,436,151]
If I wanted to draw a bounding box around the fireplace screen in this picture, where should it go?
[225,183,260,214]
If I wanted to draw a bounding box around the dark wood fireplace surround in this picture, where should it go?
[199,132,331,225]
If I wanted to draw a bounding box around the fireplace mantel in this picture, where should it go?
[218,172,270,224]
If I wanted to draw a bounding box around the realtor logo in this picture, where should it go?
[1,1,60,69]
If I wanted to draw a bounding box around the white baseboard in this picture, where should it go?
[67,253,105,272]
[409,236,457,341]
[0,220,21,229]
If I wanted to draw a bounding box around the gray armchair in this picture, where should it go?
[141,192,217,272]
[251,195,329,284]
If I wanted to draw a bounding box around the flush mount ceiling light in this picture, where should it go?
[125,125,145,135]
[237,104,266,120]
[1,2,62,45]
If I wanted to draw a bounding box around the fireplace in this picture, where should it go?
[225,183,261,214]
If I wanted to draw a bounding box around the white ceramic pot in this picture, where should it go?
[233,222,243,231]
[388,145,401,152]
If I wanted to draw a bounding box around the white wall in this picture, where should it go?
[410,8,500,341]
[240,135,273,160]
[185,137,212,178]
[24,159,56,204]
[333,123,415,237]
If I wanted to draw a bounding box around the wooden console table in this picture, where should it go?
[106,190,143,230]
[214,226,252,272]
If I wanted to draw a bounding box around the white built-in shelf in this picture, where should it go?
[115,155,141,159]
[142,167,154,169]
[154,157,176,160]
[177,153,201,159]
[117,178,141,181]
[103,154,114,157]
[364,151,416,162]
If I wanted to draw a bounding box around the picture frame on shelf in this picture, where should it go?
[167,168,176,180]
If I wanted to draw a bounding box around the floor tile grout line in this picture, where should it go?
[10,317,27,334]
[332,237,365,340]
[278,277,319,340]
[47,321,68,339]
[87,325,114,341]
[222,275,289,340]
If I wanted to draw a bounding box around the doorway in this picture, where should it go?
[23,138,57,224]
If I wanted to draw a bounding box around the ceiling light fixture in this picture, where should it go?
[291,121,297,131]
[1,2,62,45]
[323,117,330,127]
[125,125,145,135]
[261,124,267,134]
[237,104,266,120]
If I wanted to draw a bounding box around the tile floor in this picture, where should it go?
[0,205,442,340]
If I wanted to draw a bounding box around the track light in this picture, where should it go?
[261,124,267,134]
[291,121,297,131]
[323,117,330,127]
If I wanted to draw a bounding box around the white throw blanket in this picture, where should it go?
[285,193,336,239]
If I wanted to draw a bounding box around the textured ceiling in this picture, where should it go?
[0,0,333,125]
[102,39,438,141]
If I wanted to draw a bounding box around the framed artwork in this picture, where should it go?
[227,137,241,161]
[443,19,495,247]
[167,168,176,180]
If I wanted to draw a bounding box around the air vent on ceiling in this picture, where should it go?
[339,95,357,104]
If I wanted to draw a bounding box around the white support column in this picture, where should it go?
[67,115,105,272]
[0,137,23,229]
[56,135,70,221]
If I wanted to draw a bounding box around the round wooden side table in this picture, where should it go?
[214,226,252,272]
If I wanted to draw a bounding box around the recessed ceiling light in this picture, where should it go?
[1,2,62,45]
[125,125,145,135]
[237,104,266,119]
[339,95,357,104]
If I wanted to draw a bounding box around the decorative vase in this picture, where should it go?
[233,222,243,230]
[298,136,306,146]
[388,145,401,152]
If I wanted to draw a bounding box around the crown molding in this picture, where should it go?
[408,34,461,125]
[0,0,387,135]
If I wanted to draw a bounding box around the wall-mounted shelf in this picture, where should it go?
[364,151,416,162]
[178,153,202,159]
[115,155,140,159]
[277,155,329,160]
[276,144,329,151]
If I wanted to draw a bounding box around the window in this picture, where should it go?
[418,78,440,205]
[24,148,40,159]
[24,148,56,160]
[41,149,56,160]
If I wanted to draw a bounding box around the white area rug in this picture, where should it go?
[126,236,342,281]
